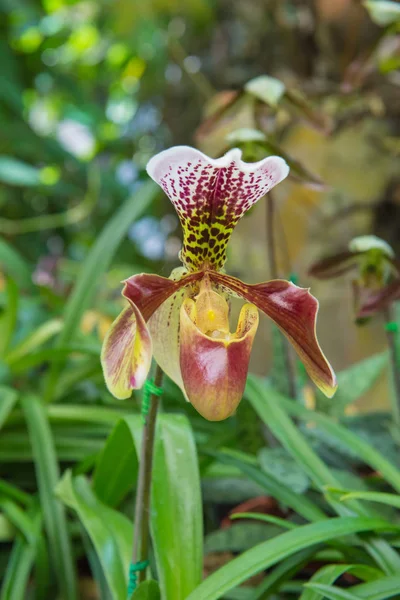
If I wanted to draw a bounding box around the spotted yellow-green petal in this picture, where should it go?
[100,304,152,399]
[146,146,289,271]
[209,271,337,398]
[179,298,259,421]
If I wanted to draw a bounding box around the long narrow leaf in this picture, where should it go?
[245,377,400,574]
[304,584,361,600]
[21,395,78,600]
[44,180,157,402]
[185,517,395,600]
[56,470,132,600]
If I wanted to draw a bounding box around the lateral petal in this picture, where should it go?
[122,271,202,320]
[209,272,337,398]
[148,268,190,391]
[308,250,361,279]
[179,299,259,421]
[101,304,152,399]
[357,279,400,318]
[146,146,289,271]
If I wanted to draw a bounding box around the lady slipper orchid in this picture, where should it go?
[309,235,400,319]
[101,146,337,421]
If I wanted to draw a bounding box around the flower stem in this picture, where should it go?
[266,193,298,400]
[131,365,163,587]
[384,308,400,427]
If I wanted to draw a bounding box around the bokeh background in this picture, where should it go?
[1,0,399,411]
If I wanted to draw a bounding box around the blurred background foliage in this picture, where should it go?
[1,0,400,598]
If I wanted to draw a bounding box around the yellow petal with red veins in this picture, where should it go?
[179,292,259,421]
[101,304,152,399]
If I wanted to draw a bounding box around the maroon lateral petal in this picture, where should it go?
[357,279,400,318]
[308,250,361,280]
[122,271,202,321]
[209,271,337,397]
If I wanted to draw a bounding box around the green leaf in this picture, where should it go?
[130,580,161,600]
[353,575,400,599]
[44,180,158,402]
[230,512,297,530]
[0,386,18,430]
[0,506,42,600]
[209,450,326,522]
[185,517,394,600]
[300,564,384,600]
[205,522,279,553]
[93,418,139,507]
[56,470,132,600]
[316,352,388,416]
[264,386,400,494]
[364,1,400,25]
[124,414,203,600]
[340,490,400,510]
[304,583,361,600]
[245,75,286,107]
[254,547,317,599]
[258,447,310,494]
[0,238,32,289]
[0,156,42,186]
[0,278,19,357]
[5,319,63,365]
[21,395,78,600]
[245,376,400,574]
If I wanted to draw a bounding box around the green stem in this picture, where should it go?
[384,308,400,427]
[131,365,163,587]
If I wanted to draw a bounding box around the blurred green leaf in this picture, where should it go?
[364,1,400,25]
[6,319,63,365]
[230,512,297,530]
[300,563,384,600]
[56,470,132,600]
[130,580,161,600]
[0,278,18,357]
[340,490,400,510]
[0,157,42,186]
[44,180,158,402]
[0,386,18,430]
[316,352,388,416]
[0,506,42,600]
[21,395,78,600]
[352,575,400,598]
[0,238,32,289]
[258,447,310,494]
[204,522,279,553]
[186,517,395,600]
[304,583,361,599]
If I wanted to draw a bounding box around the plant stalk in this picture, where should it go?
[131,365,163,586]
[266,193,298,400]
[384,308,400,427]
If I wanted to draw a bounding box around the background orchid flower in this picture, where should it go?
[309,235,400,319]
[101,146,337,421]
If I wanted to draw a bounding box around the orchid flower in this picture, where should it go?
[101,146,336,421]
[309,235,400,319]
